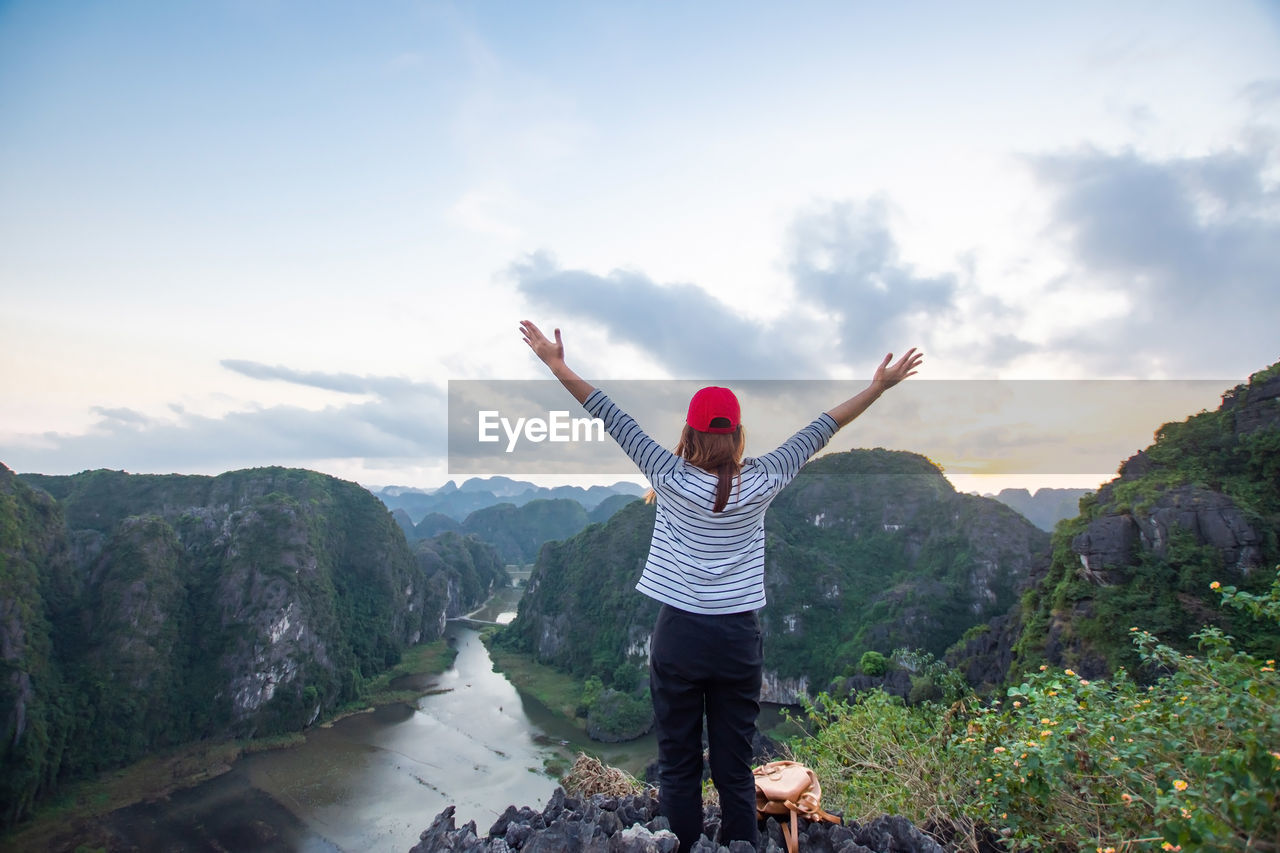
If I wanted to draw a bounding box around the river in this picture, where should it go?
[84,581,799,852]
[95,613,659,851]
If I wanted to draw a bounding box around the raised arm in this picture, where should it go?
[825,348,923,428]
[519,320,595,404]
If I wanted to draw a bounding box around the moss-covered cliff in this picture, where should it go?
[1003,362,1280,680]
[0,465,506,828]
[0,466,76,826]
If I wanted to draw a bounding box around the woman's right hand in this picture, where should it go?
[871,348,923,391]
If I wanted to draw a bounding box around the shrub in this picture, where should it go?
[859,650,888,677]
[786,689,973,847]
[783,569,1280,852]
[952,570,1280,851]
[586,689,654,741]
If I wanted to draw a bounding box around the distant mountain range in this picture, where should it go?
[370,476,646,525]
[985,488,1092,531]
[373,477,645,564]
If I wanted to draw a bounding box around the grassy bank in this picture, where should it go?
[330,637,459,719]
[484,631,588,727]
[0,735,303,853]
[1,637,457,853]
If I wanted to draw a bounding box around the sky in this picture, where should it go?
[2,0,1278,494]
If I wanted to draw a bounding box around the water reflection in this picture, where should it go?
[94,609,787,852]
[465,585,523,624]
[102,623,571,851]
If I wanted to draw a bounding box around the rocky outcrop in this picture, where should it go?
[944,612,1022,695]
[1132,487,1264,573]
[411,790,946,853]
[1003,362,1280,682]
[1221,368,1280,436]
[1070,514,1139,584]
[1074,483,1265,584]
[759,671,811,705]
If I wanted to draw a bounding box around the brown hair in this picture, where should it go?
[645,424,746,513]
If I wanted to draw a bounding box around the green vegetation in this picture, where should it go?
[1,635,458,851]
[486,634,590,723]
[0,732,305,853]
[1013,363,1280,680]
[1,465,504,829]
[787,572,1280,852]
[859,650,888,677]
[460,498,591,564]
[586,688,654,741]
[334,638,458,715]
[499,449,1048,725]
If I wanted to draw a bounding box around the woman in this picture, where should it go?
[520,320,922,851]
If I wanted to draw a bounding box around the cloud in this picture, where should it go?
[3,365,447,477]
[785,198,963,363]
[1030,142,1280,375]
[1241,78,1280,110]
[514,199,1032,377]
[88,406,152,426]
[220,360,424,397]
[512,252,821,379]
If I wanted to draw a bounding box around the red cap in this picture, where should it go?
[686,386,741,434]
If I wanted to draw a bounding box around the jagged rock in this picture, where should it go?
[1223,370,1280,436]
[1135,486,1264,574]
[505,823,533,847]
[610,823,680,852]
[489,805,519,837]
[411,806,485,853]
[853,815,945,853]
[1071,514,1138,583]
[945,611,1022,694]
[521,820,575,852]
[413,792,947,853]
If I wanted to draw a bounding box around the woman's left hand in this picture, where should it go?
[520,320,566,366]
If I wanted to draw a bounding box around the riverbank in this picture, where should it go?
[0,636,457,853]
[484,632,808,747]
[484,631,590,725]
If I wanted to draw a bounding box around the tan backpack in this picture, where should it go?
[752,760,842,853]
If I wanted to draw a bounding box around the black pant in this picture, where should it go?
[649,604,763,852]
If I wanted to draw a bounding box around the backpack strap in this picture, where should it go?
[780,804,799,853]
[791,789,843,825]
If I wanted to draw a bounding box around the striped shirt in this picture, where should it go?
[583,389,839,615]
